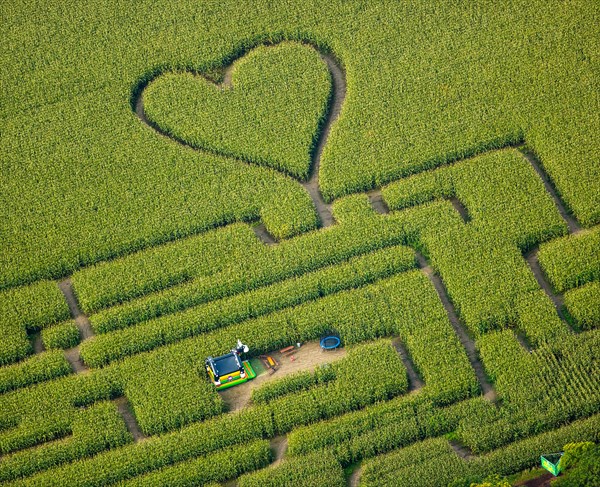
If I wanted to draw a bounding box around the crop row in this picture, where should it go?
[80,244,415,366]
[383,149,568,335]
[76,164,564,344]
[66,150,584,350]
[0,345,224,450]
[537,226,600,293]
[121,439,271,487]
[287,394,492,466]
[71,223,265,315]
[144,43,331,181]
[359,412,600,486]
[0,84,319,290]
[1,269,476,455]
[251,363,336,405]
[514,290,570,346]
[0,401,131,483]
[382,149,567,252]
[564,281,600,331]
[41,321,81,350]
[460,329,600,453]
[0,280,70,366]
[3,327,593,485]
[267,341,408,434]
[237,451,345,487]
[73,196,437,322]
[2,341,406,485]
[4,0,598,293]
[0,350,71,395]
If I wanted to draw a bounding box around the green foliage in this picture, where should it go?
[80,245,415,366]
[0,281,70,365]
[384,149,567,335]
[0,401,131,483]
[514,290,570,346]
[564,281,600,331]
[538,227,600,293]
[383,149,567,251]
[360,413,600,486]
[287,396,492,466]
[470,474,510,487]
[0,350,71,394]
[1,342,403,486]
[559,441,595,471]
[552,442,600,487]
[268,340,409,434]
[379,271,479,403]
[237,451,345,487]
[0,373,115,455]
[462,330,600,453]
[81,211,419,331]
[1,1,597,292]
[42,321,80,350]
[123,357,224,435]
[71,223,264,314]
[144,43,331,181]
[121,439,271,487]
[1,393,273,486]
[251,366,331,405]
[1,3,598,485]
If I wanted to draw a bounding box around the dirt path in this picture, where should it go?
[32,332,44,354]
[270,435,288,466]
[114,396,147,442]
[515,146,586,335]
[518,147,582,234]
[367,190,389,215]
[58,279,94,372]
[524,248,568,320]
[133,43,346,230]
[218,341,347,412]
[58,279,94,340]
[347,465,362,487]
[450,197,470,223]
[64,347,90,373]
[416,253,496,401]
[515,331,533,352]
[449,439,474,460]
[300,52,346,228]
[58,279,147,437]
[391,338,424,391]
[251,222,276,245]
[514,472,554,487]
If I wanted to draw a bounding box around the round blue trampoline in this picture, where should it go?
[320,336,341,350]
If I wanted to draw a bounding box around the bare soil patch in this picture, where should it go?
[270,435,288,466]
[64,346,89,374]
[114,396,146,442]
[367,190,389,215]
[524,248,568,321]
[347,464,362,487]
[58,279,94,340]
[449,439,474,460]
[514,471,554,487]
[251,222,276,244]
[32,332,44,354]
[218,340,347,412]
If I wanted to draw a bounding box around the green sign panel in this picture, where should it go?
[541,454,563,476]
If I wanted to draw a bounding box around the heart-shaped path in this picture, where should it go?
[134,42,346,229]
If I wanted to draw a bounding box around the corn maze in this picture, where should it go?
[1,1,599,486]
